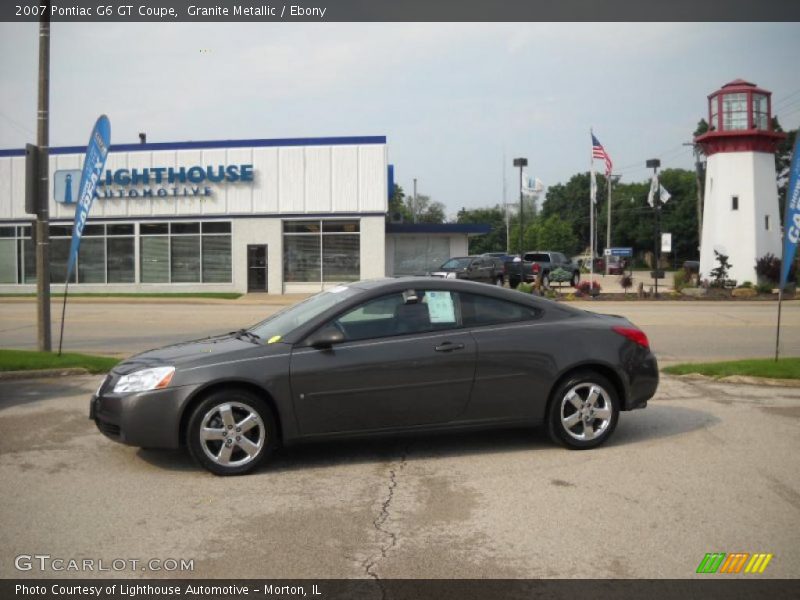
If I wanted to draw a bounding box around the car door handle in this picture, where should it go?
[434,342,465,352]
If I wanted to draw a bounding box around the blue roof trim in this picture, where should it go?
[386,223,491,235]
[0,135,386,158]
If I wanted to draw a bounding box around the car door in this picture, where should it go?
[289,289,477,435]
[457,292,554,422]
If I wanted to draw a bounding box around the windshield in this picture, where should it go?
[440,257,472,269]
[249,285,362,342]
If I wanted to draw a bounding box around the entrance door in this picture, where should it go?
[247,245,268,292]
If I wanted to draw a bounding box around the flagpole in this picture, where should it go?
[606,171,612,275]
[589,128,594,290]
[775,287,783,361]
[57,279,69,356]
[503,151,509,254]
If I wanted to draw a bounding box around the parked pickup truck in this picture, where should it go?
[505,251,581,289]
[430,256,505,286]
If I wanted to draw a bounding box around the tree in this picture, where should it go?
[404,193,446,224]
[773,117,798,221]
[387,184,412,223]
[457,205,507,254]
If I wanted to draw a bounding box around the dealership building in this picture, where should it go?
[0,136,486,294]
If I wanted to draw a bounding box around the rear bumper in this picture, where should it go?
[625,352,659,410]
[90,384,200,449]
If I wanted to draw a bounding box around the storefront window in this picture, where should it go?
[141,236,169,283]
[393,236,450,276]
[283,220,360,283]
[78,238,106,283]
[202,235,232,283]
[107,237,135,283]
[171,233,201,283]
[0,238,15,283]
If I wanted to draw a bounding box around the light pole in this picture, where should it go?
[646,158,661,297]
[605,173,621,275]
[35,6,52,351]
[513,157,527,256]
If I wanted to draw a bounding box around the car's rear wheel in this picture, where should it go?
[547,371,619,449]
[187,390,277,475]
[541,273,550,289]
[571,271,580,287]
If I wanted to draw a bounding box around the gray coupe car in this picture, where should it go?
[91,278,658,475]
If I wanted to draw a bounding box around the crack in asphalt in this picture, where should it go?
[361,445,410,586]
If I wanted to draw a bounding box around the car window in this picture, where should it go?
[472,259,483,267]
[458,293,542,327]
[524,253,550,262]
[441,257,471,269]
[332,290,459,342]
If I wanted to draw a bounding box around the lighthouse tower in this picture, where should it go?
[695,79,785,285]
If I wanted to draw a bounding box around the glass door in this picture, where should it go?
[247,245,268,292]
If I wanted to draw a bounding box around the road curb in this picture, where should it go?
[0,367,92,381]
[669,372,800,388]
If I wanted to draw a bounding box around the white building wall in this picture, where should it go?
[0,138,388,294]
[700,151,782,284]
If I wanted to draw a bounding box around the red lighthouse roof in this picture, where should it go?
[695,79,785,155]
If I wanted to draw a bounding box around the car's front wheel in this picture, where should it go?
[187,390,277,475]
[547,371,619,449]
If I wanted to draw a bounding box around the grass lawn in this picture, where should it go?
[663,357,800,380]
[0,349,119,373]
[0,292,242,299]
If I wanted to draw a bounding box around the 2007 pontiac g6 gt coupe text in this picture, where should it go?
[90,278,658,475]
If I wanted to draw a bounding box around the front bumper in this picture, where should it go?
[90,380,200,449]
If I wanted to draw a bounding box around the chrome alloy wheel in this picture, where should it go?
[560,383,613,441]
[199,402,265,467]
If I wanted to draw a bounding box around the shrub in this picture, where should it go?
[738,281,753,289]
[755,253,781,284]
[576,280,601,297]
[619,274,633,295]
[756,283,773,294]
[516,282,534,294]
[673,270,688,292]
[549,267,572,283]
[710,250,732,285]
[756,253,797,285]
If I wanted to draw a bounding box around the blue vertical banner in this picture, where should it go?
[65,115,111,281]
[780,135,800,288]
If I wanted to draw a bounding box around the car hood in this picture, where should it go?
[112,333,288,375]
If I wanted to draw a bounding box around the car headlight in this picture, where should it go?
[113,366,175,393]
[446,272,457,279]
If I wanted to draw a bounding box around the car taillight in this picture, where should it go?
[532,263,540,273]
[612,326,649,349]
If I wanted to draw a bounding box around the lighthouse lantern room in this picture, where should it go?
[695,79,785,285]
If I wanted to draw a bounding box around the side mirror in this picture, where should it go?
[307,325,344,349]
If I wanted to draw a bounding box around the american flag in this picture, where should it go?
[592,133,613,176]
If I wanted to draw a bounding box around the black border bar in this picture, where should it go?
[2,0,800,22]
[4,579,800,600]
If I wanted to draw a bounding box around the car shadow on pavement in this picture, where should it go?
[135,403,719,474]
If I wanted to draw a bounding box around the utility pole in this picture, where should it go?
[36,6,52,351]
[412,178,417,223]
[605,174,612,275]
[646,158,661,297]
[513,158,528,256]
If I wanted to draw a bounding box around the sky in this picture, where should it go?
[1,22,799,218]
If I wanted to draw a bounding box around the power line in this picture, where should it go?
[0,110,34,137]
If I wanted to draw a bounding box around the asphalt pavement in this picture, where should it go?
[0,374,798,579]
[1,297,798,364]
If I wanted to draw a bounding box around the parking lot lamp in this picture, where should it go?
[646,158,661,296]
[513,158,528,255]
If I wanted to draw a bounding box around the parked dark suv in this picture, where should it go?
[505,251,581,288]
